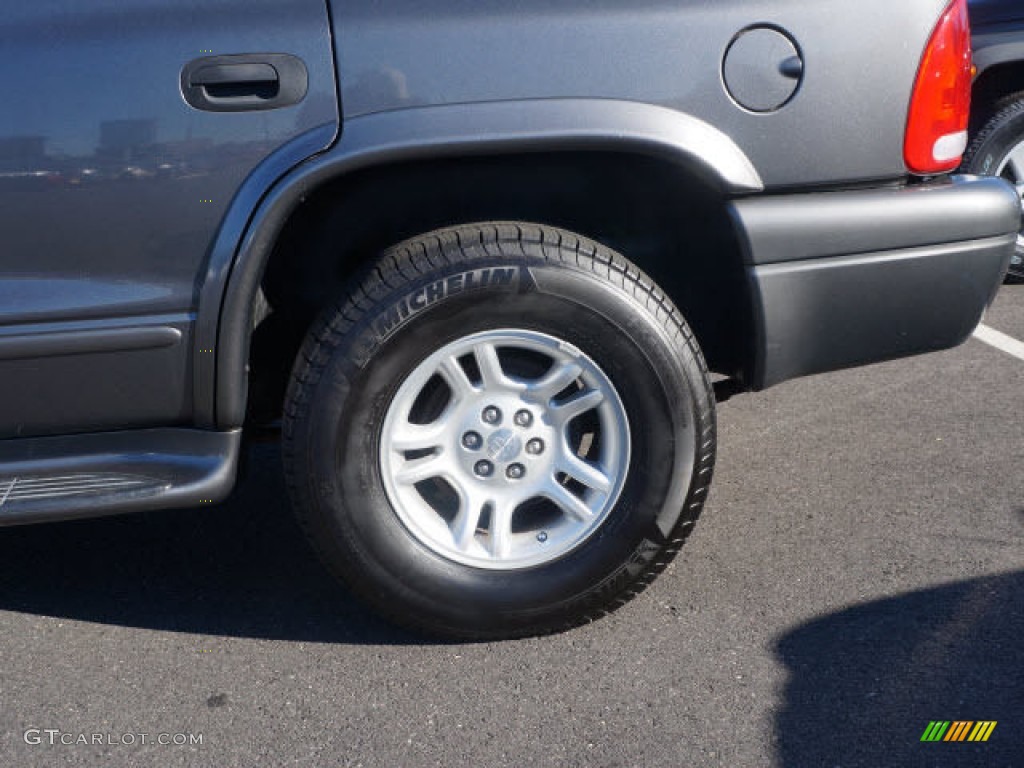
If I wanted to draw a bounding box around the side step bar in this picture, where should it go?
[0,428,241,526]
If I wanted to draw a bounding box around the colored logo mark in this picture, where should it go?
[920,721,997,742]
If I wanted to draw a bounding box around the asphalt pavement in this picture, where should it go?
[1,285,1021,768]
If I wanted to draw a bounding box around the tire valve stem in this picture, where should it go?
[537,531,548,543]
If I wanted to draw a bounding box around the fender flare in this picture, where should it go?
[197,98,763,427]
[973,32,1024,79]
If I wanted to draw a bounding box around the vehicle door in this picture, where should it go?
[0,1,338,437]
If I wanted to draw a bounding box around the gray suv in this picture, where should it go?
[0,0,1018,638]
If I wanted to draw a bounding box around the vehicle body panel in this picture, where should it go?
[331,0,949,189]
[0,1,337,437]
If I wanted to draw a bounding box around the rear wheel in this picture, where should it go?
[962,94,1024,282]
[283,223,716,639]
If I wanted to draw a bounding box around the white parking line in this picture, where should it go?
[973,323,1024,362]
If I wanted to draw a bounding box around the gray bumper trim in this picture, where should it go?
[748,235,1015,389]
[734,175,1021,389]
[730,176,1021,266]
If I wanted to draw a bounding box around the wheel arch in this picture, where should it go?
[973,36,1024,83]
[971,45,1024,131]
[201,99,763,428]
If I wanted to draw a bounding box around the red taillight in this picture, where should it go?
[905,0,973,175]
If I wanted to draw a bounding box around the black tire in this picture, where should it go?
[283,222,716,639]
[962,94,1024,282]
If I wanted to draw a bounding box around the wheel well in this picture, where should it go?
[247,152,753,423]
[972,61,1024,133]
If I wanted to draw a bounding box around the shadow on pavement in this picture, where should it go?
[0,445,435,645]
[775,568,1024,767]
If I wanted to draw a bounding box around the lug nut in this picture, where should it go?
[526,439,545,455]
[514,409,533,428]
[462,431,482,450]
[506,463,526,480]
[474,460,494,478]
[482,406,502,425]
[537,531,548,543]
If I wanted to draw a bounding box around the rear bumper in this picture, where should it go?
[730,176,1020,388]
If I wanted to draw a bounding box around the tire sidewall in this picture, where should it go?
[964,102,1024,280]
[964,106,1024,177]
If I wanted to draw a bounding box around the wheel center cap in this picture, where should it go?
[486,429,522,463]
